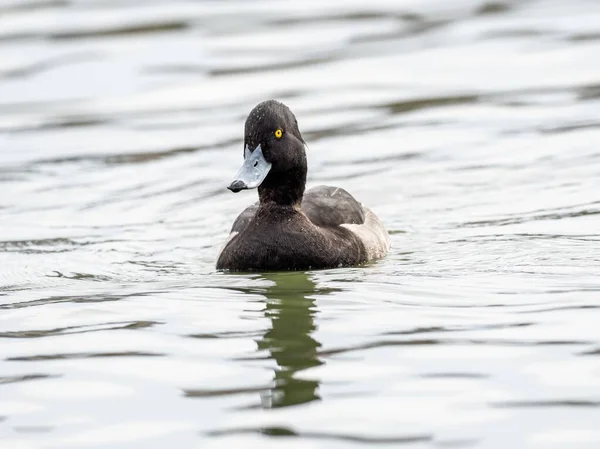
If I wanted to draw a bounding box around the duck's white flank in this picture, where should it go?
[341,207,390,261]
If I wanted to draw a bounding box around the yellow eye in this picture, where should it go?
[274,129,283,139]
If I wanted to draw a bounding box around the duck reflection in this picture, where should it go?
[254,271,336,408]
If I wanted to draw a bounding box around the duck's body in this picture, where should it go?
[216,101,389,271]
[217,185,389,271]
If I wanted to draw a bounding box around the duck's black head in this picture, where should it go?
[228,100,307,206]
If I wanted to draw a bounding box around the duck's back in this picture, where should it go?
[303,185,389,261]
[301,185,365,227]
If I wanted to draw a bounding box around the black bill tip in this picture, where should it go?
[227,180,247,193]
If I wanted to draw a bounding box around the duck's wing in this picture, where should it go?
[301,185,365,227]
[217,202,258,262]
[230,202,258,233]
[302,185,390,261]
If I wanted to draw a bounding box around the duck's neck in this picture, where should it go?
[258,168,306,208]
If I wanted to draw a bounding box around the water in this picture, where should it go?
[1,0,600,447]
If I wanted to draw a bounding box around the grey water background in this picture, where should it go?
[1,0,600,447]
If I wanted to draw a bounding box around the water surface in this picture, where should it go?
[1,0,600,448]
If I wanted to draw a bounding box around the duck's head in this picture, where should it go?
[228,100,307,205]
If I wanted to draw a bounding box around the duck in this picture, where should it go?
[216,100,390,271]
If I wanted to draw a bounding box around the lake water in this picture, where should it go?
[1,0,600,448]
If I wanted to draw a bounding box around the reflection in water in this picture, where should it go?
[254,272,337,408]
